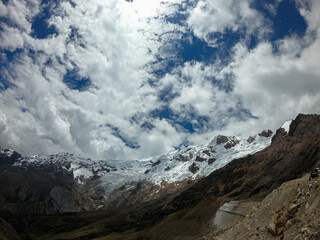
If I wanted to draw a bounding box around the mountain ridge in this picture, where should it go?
[0,129,272,214]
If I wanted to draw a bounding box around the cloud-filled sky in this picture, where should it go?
[0,0,319,160]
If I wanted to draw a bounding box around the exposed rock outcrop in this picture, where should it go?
[216,135,229,145]
[212,174,320,240]
[258,129,273,137]
[189,162,199,174]
[247,136,256,143]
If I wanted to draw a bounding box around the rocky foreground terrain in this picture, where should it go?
[0,113,319,240]
[201,173,320,240]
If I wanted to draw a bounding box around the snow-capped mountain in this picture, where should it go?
[3,114,320,240]
[11,131,273,196]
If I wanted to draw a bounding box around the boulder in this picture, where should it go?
[258,130,273,137]
[189,163,199,174]
[216,135,229,145]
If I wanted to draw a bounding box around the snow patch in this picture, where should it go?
[281,120,292,133]
[11,133,272,196]
[71,163,93,179]
[0,149,15,157]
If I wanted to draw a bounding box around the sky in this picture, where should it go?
[0,0,319,160]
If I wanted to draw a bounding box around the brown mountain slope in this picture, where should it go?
[141,114,320,239]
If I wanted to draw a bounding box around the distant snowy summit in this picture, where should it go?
[5,129,274,197]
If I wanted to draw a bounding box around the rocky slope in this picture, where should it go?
[207,173,320,240]
[0,113,319,240]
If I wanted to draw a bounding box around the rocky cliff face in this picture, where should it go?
[0,157,105,215]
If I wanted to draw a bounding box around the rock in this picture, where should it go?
[208,158,216,165]
[247,136,256,143]
[224,137,240,149]
[151,159,161,167]
[174,154,189,162]
[277,215,289,228]
[224,140,240,149]
[287,204,299,218]
[271,128,287,144]
[268,221,277,236]
[277,226,284,236]
[305,202,309,210]
[216,135,229,145]
[202,150,211,156]
[293,234,301,240]
[258,130,273,137]
[268,214,279,236]
[189,163,199,174]
[285,219,293,230]
[0,217,20,240]
[195,156,206,162]
[301,227,310,233]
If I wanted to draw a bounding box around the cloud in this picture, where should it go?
[0,26,24,50]
[0,0,319,160]
[0,112,6,133]
[187,0,268,43]
[0,0,187,159]
[221,24,320,134]
[296,0,320,31]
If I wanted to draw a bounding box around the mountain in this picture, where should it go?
[0,113,319,240]
[0,131,271,214]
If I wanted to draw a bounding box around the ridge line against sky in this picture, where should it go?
[0,0,319,160]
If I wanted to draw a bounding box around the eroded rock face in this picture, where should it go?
[224,138,240,149]
[216,135,229,145]
[189,163,199,174]
[258,130,273,137]
[247,136,256,143]
[268,203,299,236]
[208,158,216,165]
[195,156,206,162]
[0,149,21,165]
[271,128,287,144]
[0,163,105,215]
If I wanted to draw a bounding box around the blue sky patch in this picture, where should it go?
[141,121,155,131]
[0,49,24,91]
[179,33,217,63]
[31,1,59,39]
[271,0,307,40]
[157,84,179,103]
[106,124,140,149]
[252,0,307,41]
[151,106,174,120]
[63,69,91,91]
[150,105,210,133]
